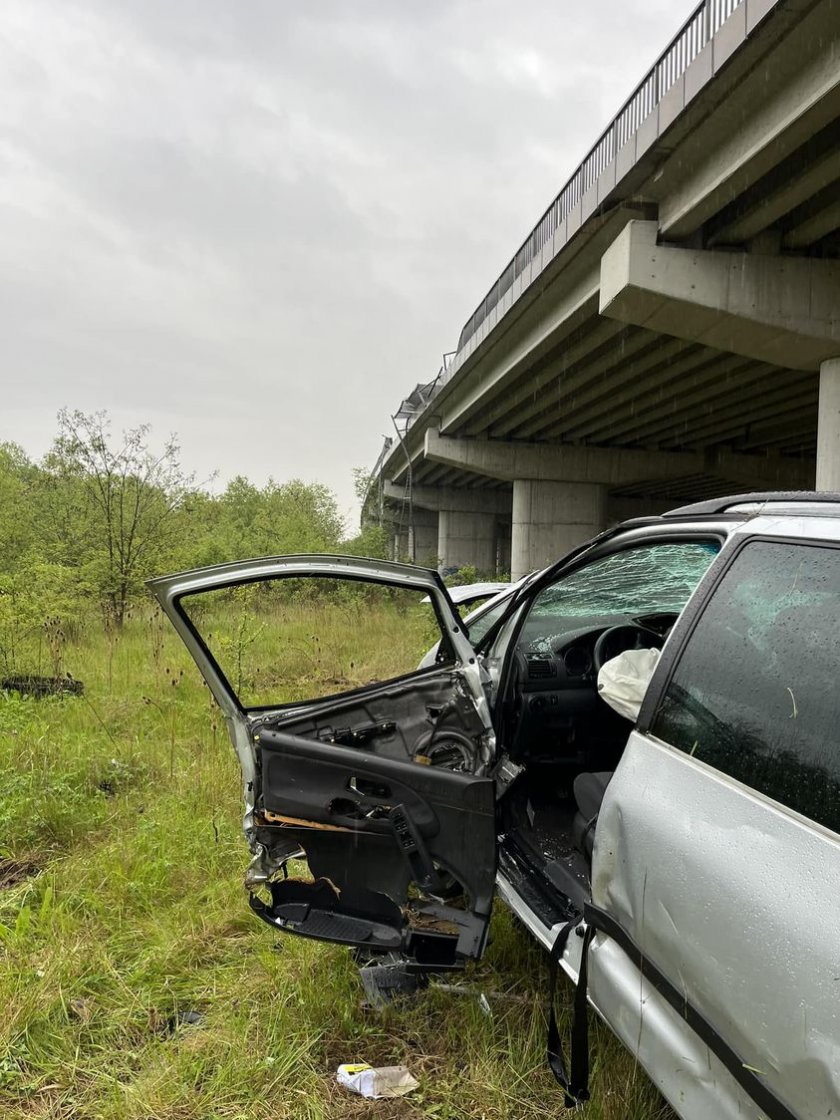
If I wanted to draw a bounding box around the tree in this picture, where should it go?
[341,522,389,559]
[0,443,36,575]
[41,410,197,627]
[217,476,344,559]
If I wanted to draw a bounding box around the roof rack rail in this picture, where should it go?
[663,492,840,518]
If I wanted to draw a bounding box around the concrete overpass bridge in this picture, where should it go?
[373,0,840,579]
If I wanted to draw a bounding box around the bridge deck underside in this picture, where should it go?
[453,323,818,457]
[410,463,511,490]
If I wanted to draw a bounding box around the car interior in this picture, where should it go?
[492,538,721,917]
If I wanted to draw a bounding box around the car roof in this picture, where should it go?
[661,492,840,518]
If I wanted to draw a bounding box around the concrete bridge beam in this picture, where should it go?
[462,318,628,438]
[420,427,815,575]
[438,264,601,435]
[383,481,510,516]
[425,427,706,485]
[600,220,840,371]
[656,2,840,241]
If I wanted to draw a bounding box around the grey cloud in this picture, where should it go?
[1,0,688,522]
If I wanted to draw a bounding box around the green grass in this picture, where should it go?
[0,605,674,1119]
[182,583,440,706]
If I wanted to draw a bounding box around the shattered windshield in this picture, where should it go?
[529,541,720,618]
[519,540,720,653]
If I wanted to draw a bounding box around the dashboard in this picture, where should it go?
[506,611,677,763]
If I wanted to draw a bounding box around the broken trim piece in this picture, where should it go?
[260,811,353,832]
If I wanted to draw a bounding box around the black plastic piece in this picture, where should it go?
[359,960,429,1008]
[328,721,396,747]
[250,879,403,950]
[543,856,590,912]
[388,804,443,893]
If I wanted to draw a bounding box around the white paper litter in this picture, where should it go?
[336,1062,419,1099]
[597,647,661,722]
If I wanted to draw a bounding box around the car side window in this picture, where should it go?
[519,541,720,653]
[179,576,456,709]
[651,540,840,834]
[465,596,511,646]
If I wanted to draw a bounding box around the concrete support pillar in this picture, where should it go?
[391,529,409,561]
[497,523,512,577]
[511,480,606,581]
[438,510,497,574]
[817,358,840,490]
[408,509,438,566]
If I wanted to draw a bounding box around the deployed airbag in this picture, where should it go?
[597,648,660,722]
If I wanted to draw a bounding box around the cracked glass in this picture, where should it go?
[653,540,840,834]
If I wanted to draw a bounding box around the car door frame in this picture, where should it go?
[147,554,498,966]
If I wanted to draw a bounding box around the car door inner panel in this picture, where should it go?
[260,669,488,772]
[147,556,498,969]
[253,727,496,967]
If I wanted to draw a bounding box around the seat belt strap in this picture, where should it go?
[546,918,595,1108]
[570,923,595,1101]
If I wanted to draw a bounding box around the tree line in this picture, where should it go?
[0,409,386,673]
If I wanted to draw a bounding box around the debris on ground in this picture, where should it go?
[359,959,428,1009]
[431,980,534,1016]
[336,1062,419,1099]
[0,675,84,698]
[0,858,40,891]
[154,1009,204,1037]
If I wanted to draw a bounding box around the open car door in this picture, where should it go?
[148,555,497,971]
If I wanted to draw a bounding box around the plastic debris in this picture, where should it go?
[359,960,428,1009]
[162,1009,203,1036]
[336,1062,419,1099]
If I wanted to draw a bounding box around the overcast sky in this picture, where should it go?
[1,0,690,527]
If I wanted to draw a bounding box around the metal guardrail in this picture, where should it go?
[455,0,744,354]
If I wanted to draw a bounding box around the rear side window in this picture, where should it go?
[652,540,840,834]
[465,595,511,646]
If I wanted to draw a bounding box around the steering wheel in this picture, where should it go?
[592,624,665,674]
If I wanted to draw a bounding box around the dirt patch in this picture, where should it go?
[0,858,41,890]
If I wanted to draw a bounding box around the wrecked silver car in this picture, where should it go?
[149,493,840,1120]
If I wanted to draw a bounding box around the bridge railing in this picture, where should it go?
[454,0,745,356]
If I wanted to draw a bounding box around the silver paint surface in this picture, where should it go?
[593,731,840,1119]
